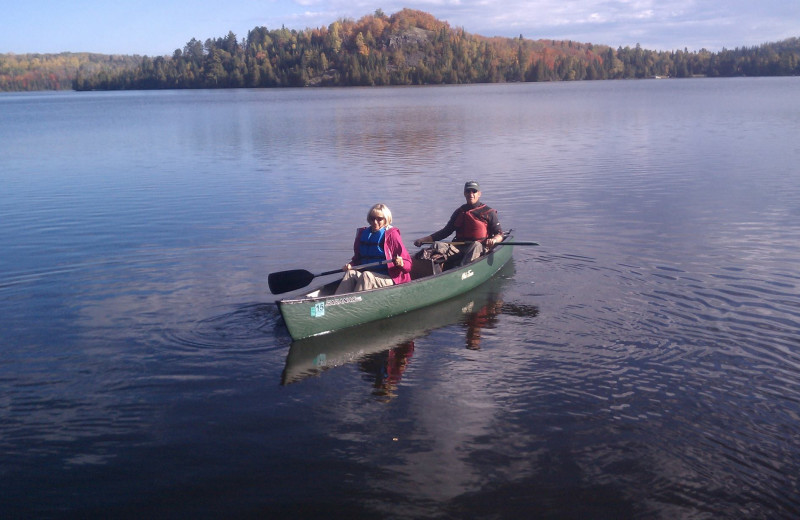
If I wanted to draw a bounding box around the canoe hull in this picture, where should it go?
[277,239,514,340]
[281,267,511,384]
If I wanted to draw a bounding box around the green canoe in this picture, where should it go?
[281,266,512,384]
[276,235,514,340]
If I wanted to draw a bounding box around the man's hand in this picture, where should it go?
[486,235,503,248]
[414,236,432,247]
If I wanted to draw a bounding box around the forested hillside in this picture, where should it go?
[2,9,798,92]
[0,53,141,91]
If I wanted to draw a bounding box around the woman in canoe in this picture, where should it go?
[335,203,413,294]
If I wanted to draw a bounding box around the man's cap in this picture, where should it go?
[464,181,480,191]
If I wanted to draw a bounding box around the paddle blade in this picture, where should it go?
[269,269,316,294]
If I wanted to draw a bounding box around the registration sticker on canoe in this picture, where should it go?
[461,270,474,280]
[311,301,325,317]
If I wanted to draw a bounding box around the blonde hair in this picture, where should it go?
[367,203,393,226]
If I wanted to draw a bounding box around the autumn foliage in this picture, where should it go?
[2,9,798,91]
[0,53,140,91]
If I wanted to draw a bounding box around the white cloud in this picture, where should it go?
[1,0,797,55]
[211,0,800,51]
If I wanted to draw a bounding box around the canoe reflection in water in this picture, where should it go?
[460,297,500,350]
[281,262,539,387]
[358,341,415,399]
[358,294,519,397]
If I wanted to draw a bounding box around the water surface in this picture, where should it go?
[2,78,799,518]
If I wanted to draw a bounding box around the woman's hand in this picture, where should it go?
[394,256,403,268]
[343,263,352,271]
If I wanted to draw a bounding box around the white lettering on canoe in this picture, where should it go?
[326,295,363,307]
[461,270,474,280]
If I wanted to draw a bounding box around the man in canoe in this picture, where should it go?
[413,181,504,268]
[335,203,413,294]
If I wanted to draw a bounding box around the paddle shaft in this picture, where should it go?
[420,240,539,246]
[315,260,391,277]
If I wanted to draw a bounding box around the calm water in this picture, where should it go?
[2,78,799,518]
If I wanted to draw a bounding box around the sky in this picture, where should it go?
[2,0,799,56]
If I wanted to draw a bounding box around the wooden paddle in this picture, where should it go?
[420,240,540,246]
[269,260,390,295]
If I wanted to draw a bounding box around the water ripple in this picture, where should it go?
[160,303,288,354]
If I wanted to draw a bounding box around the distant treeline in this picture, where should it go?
[0,53,141,91]
[2,9,799,92]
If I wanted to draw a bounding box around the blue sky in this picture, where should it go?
[3,0,799,56]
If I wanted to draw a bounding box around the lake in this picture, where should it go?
[1,78,799,518]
